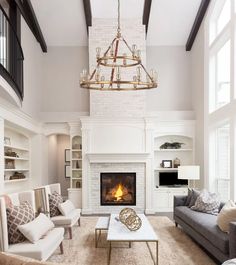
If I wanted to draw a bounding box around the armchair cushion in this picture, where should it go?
[7,227,64,261]
[6,202,34,244]
[58,200,75,216]
[51,209,80,227]
[48,192,63,217]
[18,214,54,244]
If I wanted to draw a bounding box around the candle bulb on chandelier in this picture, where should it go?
[132,44,137,57]
[123,53,127,66]
[96,47,101,59]
[133,76,137,88]
[101,76,105,88]
[116,66,121,81]
[95,67,100,82]
[137,50,141,59]
[136,66,141,81]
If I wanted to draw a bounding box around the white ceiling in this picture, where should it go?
[31,0,202,47]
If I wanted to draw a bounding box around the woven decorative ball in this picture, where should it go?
[119,208,142,231]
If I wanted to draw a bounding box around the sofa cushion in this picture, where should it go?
[217,200,236,233]
[191,190,220,215]
[48,192,63,217]
[58,200,75,216]
[18,214,55,243]
[175,206,229,254]
[188,189,200,207]
[6,202,35,244]
[7,227,64,261]
[51,209,80,226]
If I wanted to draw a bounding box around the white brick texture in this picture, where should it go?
[89,163,145,213]
[89,18,147,117]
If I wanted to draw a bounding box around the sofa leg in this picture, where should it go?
[68,227,72,239]
[175,222,178,227]
[78,218,81,226]
[60,242,64,254]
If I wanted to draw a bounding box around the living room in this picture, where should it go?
[0,0,234,264]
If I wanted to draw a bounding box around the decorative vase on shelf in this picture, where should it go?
[174,157,181,168]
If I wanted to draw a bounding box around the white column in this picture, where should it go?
[0,117,4,193]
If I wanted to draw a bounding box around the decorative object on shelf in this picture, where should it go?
[178,165,200,188]
[159,142,185,149]
[79,0,157,91]
[76,161,80,169]
[161,160,172,168]
[5,149,18,157]
[4,137,11,145]
[75,181,81,189]
[65,165,71,178]
[80,144,82,150]
[9,172,26,180]
[119,208,142,231]
[5,159,15,169]
[65,149,70,163]
[72,143,80,149]
[173,157,181,168]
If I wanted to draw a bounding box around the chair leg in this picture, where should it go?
[175,222,178,227]
[78,218,81,226]
[60,242,64,254]
[68,227,72,239]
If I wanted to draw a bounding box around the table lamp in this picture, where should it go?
[178,165,200,188]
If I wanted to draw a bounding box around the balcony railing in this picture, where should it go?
[0,5,24,100]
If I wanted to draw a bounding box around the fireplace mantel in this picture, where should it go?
[86,153,150,163]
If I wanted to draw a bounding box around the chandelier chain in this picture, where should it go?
[118,0,121,33]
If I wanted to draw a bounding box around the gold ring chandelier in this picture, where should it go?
[80,0,158,91]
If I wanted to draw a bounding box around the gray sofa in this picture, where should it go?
[174,195,236,263]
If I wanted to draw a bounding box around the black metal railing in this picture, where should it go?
[0,5,24,100]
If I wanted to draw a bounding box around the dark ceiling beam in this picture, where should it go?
[186,0,211,51]
[143,0,152,34]
[15,0,47,52]
[83,0,92,33]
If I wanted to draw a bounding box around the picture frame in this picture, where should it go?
[65,149,70,163]
[4,137,11,146]
[65,165,71,178]
[162,160,172,168]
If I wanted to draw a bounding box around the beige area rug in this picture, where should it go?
[47,216,217,265]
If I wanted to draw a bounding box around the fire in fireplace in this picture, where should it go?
[100,172,136,206]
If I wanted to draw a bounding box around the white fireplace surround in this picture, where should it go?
[86,153,149,163]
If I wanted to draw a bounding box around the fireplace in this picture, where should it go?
[100,172,136,206]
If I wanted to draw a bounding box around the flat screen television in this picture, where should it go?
[159,172,188,187]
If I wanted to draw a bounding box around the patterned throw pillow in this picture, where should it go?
[49,191,63,217]
[6,202,35,244]
[191,190,220,215]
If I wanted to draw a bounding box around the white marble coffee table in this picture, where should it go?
[107,214,159,265]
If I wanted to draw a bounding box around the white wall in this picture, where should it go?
[48,135,58,184]
[41,46,89,113]
[146,46,192,111]
[57,135,70,196]
[21,18,43,119]
[190,25,205,188]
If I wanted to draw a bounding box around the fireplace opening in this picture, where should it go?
[100,172,136,206]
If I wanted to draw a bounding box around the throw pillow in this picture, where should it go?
[185,188,193,206]
[191,190,220,215]
[18,213,54,243]
[49,191,63,217]
[1,195,13,208]
[217,200,236,233]
[6,202,34,244]
[188,189,200,207]
[58,200,75,216]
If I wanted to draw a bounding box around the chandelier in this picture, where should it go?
[80,0,158,91]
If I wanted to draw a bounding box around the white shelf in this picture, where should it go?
[4,145,29,152]
[4,156,29,161]
[72,149,82,152]
[72,168,82,171]
[4,169,29,172]
[154,168,178,171]
[71,158,82,161]
[4,178,28,183]
[72,177,82,180]
[154,149,192,152]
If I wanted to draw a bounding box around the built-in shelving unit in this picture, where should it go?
[4,127,30,183]
[153,134,194,212]
[70,136,82,189]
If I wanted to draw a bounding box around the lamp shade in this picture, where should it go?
[178,166,200,180]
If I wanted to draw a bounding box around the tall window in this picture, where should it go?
[206,0,235,200]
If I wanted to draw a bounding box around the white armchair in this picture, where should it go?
[39,183,81,239]
[0,191,64,261]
